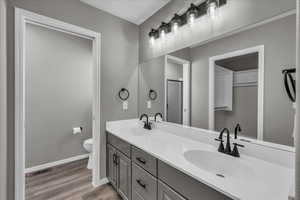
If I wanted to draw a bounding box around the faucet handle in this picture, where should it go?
[214,138,223,142]
[215,138,225,153]
[233,142,244,148]
[231,143,244,157]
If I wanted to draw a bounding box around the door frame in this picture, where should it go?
[15,8,102,200]
[208,45,265,140]
[164,55,191,125]
[166,79,184,124]
[0,0,7,199]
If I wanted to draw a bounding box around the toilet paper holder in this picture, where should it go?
[73,127,83,135]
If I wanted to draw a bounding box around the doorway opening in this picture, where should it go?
[208,45,264,140]
[164,55,190,125]
[15,8,102,200]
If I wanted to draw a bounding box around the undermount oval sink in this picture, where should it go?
[184,150,254,179]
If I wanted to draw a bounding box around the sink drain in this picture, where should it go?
[216,174,225,178]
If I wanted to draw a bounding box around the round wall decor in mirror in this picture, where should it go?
[118,88,130,101]
[149,89,157,100]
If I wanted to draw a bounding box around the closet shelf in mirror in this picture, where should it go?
[233,69,258,87]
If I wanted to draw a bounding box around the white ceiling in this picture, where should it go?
[80,0,171,25]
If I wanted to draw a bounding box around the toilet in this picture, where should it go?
[83,138,93,169]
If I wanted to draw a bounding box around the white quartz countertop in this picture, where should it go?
[106,119,294,200]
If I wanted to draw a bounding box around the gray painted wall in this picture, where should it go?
[190,15,296,146]
[215,86,258,139]
[139,0,296,62]
[25,24,93,168]
[166,62,183,80]
[6,0,139,199]
[139,56,165,116]
[0,0,7,199]
[138,48,191,117]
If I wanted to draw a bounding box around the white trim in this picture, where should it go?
[208,45,264,140]
[93,177,109,187]
[0,0,7,199]
[25,154,89,174]
[15,8,101,200]
[295,2,300,200]
[164,55,191,126]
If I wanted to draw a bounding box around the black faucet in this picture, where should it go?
[139,114,152,130]
[215,128,231,155]
[234,123,242,139]
[154,112,163,122]
[231,124,244,157]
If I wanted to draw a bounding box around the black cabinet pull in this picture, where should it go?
[136,157,146,164]
[136,179,146,188]
[113,153,118,165]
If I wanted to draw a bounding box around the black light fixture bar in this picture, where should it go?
[149,0,227,39]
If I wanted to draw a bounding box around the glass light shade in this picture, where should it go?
[150,36,155,45]
[160,29,166,38]
[207,1,218,19]
[172,22,179,33]
[188,13,195,26]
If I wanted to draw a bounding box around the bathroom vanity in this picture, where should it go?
[106,119,294,200]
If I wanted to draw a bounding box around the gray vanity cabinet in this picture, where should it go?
[158,181,186,200]
[132,163,157,200]
[132,146,157,176]
[107,144,132,200]
[107,144,118,188]
[106,132,232,200]
[118,152,132,200]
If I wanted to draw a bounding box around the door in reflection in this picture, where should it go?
[167,80,183,124]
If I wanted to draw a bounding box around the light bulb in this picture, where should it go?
[160,30,166,39]
[150,36,155,45]
[207,1,218,19]
[188,13,195,26]
[172,22,179,33]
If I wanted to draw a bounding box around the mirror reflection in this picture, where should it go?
[139,14,296,147]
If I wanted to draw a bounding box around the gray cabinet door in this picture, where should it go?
[158,180,186,200]
[117,152,132,200]
[132,163,157,200]
[107,144,118,188]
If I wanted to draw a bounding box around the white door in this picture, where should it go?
[167,80,183,124]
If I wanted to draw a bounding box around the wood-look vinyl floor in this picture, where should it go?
[25,159,122,200]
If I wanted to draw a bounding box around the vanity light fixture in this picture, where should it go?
[207,0,219,19]
[159,22,169,38]
[171,14,182,33]
[148,0,227,42]
[149,28,158,44]
[186,3,199,26]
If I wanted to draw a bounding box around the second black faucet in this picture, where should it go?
[139,113,163,130]
[215,124,244,157]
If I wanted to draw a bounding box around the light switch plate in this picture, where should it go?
[147,100,151,109]
[123,101,128,110]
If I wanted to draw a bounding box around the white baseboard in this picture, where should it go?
[93,177,109,187]
[25,154,90,174]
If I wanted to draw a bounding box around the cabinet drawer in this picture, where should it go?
[132,146,157,176]
[158,160,232,200]
[158,180,186,200]
[132,163,157,200]
[107,132,131,157]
